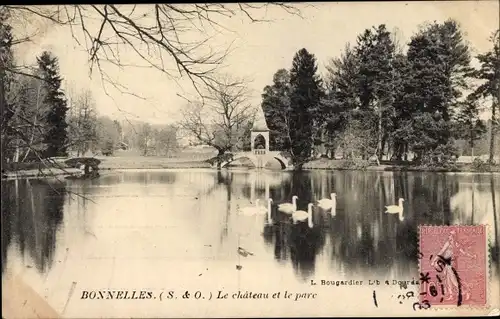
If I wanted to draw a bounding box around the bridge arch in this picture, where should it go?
[220,154,258,168]
[218,153,289,170]
[263,156,288,169]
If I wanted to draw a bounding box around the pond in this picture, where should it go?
[2,169,499,317]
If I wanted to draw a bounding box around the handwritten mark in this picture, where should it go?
[419,272,430,284]
[429,283,438,297]
[372,290,378,307]
[436,274,445,303]
[413,300,431,311]
[451,266,463,306]
[420,250,464,307]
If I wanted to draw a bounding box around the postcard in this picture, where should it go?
[1,1,499,318]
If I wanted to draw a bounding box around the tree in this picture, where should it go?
[390,53,413,161]
[288,48,324,169]
[137,122,153,156]
[95,115,121,154]
[1,7,15,168]
[468,29,500,163]
[1,4,300,172]
[113,120,123,143]
[37,51,69,158]
[355,24,397,163]
[67,88,98,156]
[338,110,377,160]
[454,95,487,157]
[323,44,361,158]
[404,19,472,164]
[179,75,256,162]
[153,125,179,156]
[6,74,49,162]
[261,69,291,151]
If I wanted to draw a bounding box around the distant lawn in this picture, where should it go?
[94,148,216,169]
[91,147,216,168]
[108,147,218,160]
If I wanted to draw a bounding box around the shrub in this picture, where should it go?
[340,158,370,170]
[471,158,490,172]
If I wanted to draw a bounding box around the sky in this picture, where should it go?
[14,1,500,125]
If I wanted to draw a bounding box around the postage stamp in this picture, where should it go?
[418,225,488,308]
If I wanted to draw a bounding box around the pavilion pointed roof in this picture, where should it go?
[251,107,269,132]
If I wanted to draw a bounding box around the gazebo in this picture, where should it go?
[250,108,270,154]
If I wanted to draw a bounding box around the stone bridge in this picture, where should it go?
[211,106,292,170]
[219,150,290,169]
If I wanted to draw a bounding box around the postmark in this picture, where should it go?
[418,225,488,308]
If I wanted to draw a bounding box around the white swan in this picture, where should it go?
[278,195,298,214]
[237,199,266,216]
[292,203,314,228]
[385,198,405,221]
[317,193,336,215]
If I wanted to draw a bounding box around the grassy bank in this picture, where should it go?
[2,148,215,179]
[302,158,500,173]
[97,157,212,169]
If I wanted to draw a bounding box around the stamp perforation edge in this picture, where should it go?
[417,224,492,311]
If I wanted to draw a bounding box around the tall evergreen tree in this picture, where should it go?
[261,69,291,151]
[355,24,397,162]
[468,29,500,163]
[288,48,324,168]
[391,53,413,160]
[37,51,69,158]
[405,19,472,163]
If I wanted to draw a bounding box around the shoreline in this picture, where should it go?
[2,156,500,180]
[3,161,500,180]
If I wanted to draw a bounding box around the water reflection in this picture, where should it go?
[1,170,499,285]
[1,178,66,274]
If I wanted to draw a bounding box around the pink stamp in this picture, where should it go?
[418,225,488,308]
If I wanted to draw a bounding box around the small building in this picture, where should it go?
[250,108,270,155]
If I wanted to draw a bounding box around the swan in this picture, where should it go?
[292,203,314,228]
[385,198,404,221]
[317,193,337,215]
[254,199,268,215]
[237,199,266,216]
[278,195,298,214]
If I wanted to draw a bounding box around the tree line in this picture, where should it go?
[67,90,179,158]
[261,20,499,169]
[1,13,179,166]
[2,4,299,171]
[2,45,69,163]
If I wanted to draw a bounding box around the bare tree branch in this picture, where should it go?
[5,4,301,100]
[178,73,256,155]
